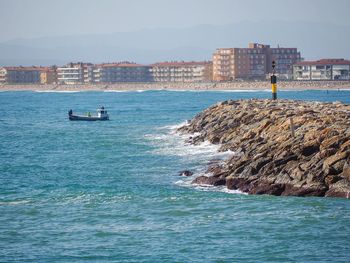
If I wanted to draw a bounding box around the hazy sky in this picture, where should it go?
[1,0,350,41]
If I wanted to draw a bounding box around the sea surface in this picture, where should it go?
[1,89,350,262]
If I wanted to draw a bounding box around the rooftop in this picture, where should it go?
[295,59,350,66]
[150,61,211,67]
[1,66,52,71]
[97,63,146,68]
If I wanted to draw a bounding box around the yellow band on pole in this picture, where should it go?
[271,83,277,93]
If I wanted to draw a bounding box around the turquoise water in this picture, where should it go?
[1,89,350,262]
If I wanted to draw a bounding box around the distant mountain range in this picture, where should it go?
[1,21,349,66]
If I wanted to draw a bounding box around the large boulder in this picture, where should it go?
[178,170,193,177]
[325,179,350,198]
[192,176,226,186]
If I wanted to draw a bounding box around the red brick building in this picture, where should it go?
[213,43,301,81]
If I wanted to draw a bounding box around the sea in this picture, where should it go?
[1,89,350,262]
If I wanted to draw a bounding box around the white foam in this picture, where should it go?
[149,136,233,160]
[146,121,240,194]
[146,133,230,159]
[34,90,81,93]
[159,120,190,131]
[336,88,350,91]
[146,121,234,161]
[103,90,129,93]
[158,89,271,93]
[213,89,269,93]
[0,200,31,205]
[175,179,246,195]
[102,88,183,92]
[102,89,146,93]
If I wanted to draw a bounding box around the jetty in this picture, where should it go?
[178,99,350,198]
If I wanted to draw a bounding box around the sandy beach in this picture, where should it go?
[1,80,350,92]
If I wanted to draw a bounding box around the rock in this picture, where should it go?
[249,182,285,196]
[320,135,344,151]
[325,179,350,198]
[191,176,210,185]
[282,184,327,197]
[323,151,350,174]
[250,157,272,175]
[324,175,342,186]
[178,99,350,198]
[340,166,350,181]
[273,154,298,167]
[178,170,193,177]
[191,176,226,186]
[340,140,350,151]
[206,165,223,175]
[208,134,220,144]
[301,144,320,157]
[226,177,252,192]
[319,148,337,158]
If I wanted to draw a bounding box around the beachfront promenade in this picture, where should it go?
[1,80,350,92]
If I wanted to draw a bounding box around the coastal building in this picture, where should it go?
[0,66,42,84]
[203,62,213,82]
[212,48,234,82]
[94,62,153,83]
[40,68,57,84]
[57,63,94,84]
[212,43,301,81]
[293,59,350,80]
[0,68,7,84]
[270,46,301,79]
[150,61,212,82]
[83,65,95,83]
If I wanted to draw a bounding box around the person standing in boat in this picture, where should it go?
[68,109,73,116]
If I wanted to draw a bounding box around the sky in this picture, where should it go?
[1,0,350,42]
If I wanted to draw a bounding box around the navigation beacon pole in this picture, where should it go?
[271,60,277,100]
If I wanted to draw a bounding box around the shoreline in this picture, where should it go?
[1,80,350,92]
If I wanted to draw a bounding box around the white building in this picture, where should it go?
[57,63,94,84]
[150,61,212,82]
[0,67,7,83]
[293,59,350,80]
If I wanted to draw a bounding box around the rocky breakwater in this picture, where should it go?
[178,99,350,198]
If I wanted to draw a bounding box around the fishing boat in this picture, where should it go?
[68,106,109,121]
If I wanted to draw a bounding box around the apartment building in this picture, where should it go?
[94,62,153,83]
[212,48,234,82]
[213,43,301,81]
[0,68,7,83]
[150,61,212,82]
[57,63,94,84]
[270,46,301,79]
[40,68,57,84]
[293,59,350,80]
[0,66,43,83]
[83,65,95,83]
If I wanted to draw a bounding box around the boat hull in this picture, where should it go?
[69,115,109,121]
